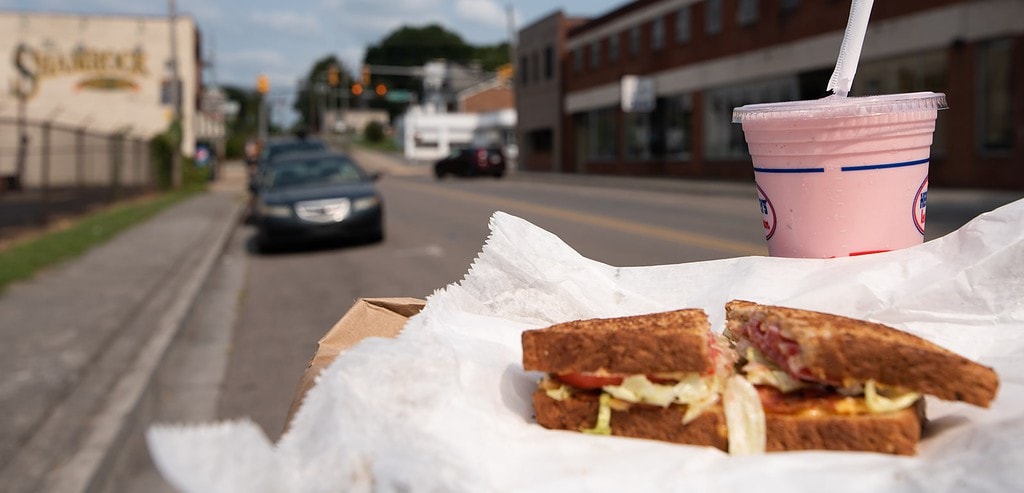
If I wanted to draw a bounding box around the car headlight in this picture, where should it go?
[257,202,292,218]
[353,195,381,211]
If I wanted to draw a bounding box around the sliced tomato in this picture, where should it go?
[555,372,625,389]
[645,374,679,385]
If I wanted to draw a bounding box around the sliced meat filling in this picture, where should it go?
[737,319,817,382]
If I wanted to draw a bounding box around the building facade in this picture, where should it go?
[0,11,203,176]
[522,0,1023,190]
[397,60,518,163]
[515,11,588,173]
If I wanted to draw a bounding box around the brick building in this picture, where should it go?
[515,11,588,173]
[516,0,1023,190]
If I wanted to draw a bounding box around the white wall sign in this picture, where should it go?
[621,75,656,113]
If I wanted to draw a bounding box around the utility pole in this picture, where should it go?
[505,2,516,72]
[506,3,516,69]
[168,0,182,189]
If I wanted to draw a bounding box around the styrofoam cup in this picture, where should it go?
[733,92,947,258]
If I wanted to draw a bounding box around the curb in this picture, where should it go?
[43,192,244,493]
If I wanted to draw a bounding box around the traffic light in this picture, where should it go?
[256,73,269,94]
[327,66,340,87]
[375,83,387,97]
[496,63,513,83]
[361,65,370,86]
[351,83,363,96]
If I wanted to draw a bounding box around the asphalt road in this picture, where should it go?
[122,152,1022,490]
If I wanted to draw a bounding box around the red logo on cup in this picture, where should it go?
[913,176,928,235]
[757,183,777,240]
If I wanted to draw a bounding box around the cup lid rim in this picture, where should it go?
[732,92,948,123]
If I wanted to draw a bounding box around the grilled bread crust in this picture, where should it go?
[532,390,924,455]
[725,300,999,408]
[522,309,712,375]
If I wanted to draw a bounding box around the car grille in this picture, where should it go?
[295,198,351,223]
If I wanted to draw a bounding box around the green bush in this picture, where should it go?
[225,133,248,159]
[150,130,175,189]
[364,121,385,143]
[150,121,210,189]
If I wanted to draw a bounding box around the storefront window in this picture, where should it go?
[625,112,652,160]
[976,38,1013,153]
[587,107,618,160]
[853,49,948,156]
[660,94,693,160]
[705,77,798,161]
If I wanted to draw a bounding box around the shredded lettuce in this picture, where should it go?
[545,385,572,401]
[742,347,805,393]
[581,393,613,435]
[682,393,720,425]
[603,375,675,407]
[723,375,766,455]
[865,380,920,413]
[602,373,722,410]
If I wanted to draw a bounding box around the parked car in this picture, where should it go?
[251,151,384,251]
[434,147,506,179]
[248,134,329,194]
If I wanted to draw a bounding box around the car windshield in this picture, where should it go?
[261,140,326,162]
[265,157,365,189]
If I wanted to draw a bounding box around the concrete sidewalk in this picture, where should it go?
[0,161,247,492]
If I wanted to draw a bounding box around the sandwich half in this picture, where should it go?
[521,308,740,452]
[724,300,999,455]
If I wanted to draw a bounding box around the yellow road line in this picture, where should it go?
[388,180,766,256]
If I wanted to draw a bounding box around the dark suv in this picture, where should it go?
[434,147,506,178]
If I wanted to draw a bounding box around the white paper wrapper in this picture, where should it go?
[148,199,1024,493]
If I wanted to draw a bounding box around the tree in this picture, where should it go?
[362,25,510,118]
[217,85,267,158]
[221,85,260,134]
[364,25,475,67]
[293,55,353,133]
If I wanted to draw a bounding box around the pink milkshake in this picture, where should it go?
[733,92,947,258]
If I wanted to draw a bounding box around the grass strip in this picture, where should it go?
[0,186,203,293]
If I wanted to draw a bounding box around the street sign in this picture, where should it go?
[385,90,413,103]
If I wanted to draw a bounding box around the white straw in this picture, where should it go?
[827,0,875,97]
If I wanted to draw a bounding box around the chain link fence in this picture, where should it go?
[0,117,154,243]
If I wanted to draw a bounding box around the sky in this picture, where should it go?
[1,0,624,93]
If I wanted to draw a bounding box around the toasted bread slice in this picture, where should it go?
[522,309,713,375]
[725,300,999,407]
[532,390,924,455]
[532,390,729,451]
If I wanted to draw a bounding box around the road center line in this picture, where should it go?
[388,180,766,256]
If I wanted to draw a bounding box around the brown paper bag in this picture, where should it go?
[284,297,426,429]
